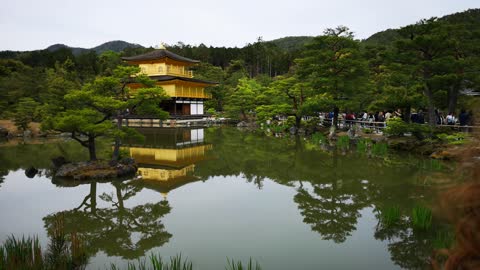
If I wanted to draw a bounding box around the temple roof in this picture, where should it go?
[122,49,200,63]
[150,75,217,85]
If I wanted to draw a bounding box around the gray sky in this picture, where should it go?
[1,0,478,51]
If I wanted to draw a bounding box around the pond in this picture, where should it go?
[0,127,455,269]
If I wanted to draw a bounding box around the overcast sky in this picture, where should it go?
[1,0,478,51]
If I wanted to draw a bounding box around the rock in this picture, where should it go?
[23,130,32,137]
[0,126,8,137]
[52,156,68,169]
[55,160,137,180]
[237,121,248,127]
[430,150,454,160]
[289,126,297,135]
[120,157,135,166]
[25,167,39,178]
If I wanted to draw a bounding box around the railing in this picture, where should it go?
[166,66,193,78]
[319,117,480,133]
[175,88,211,99]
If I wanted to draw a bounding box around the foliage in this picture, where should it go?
[42,66,169,161]
[336,135,350,149]
[411,206,433,230]
[13,97,40,131]
[311,132,327,145]
[109,254,192,270]
[384,118,432,139]
[0,215,87,270]
[380,206,401,227]
[372,142,388,157]
[436,133,468,145]
[226,258,262,270]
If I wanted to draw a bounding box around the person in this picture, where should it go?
[416,109,425,124]
[394,108,402,119]
[385,110,392,121]
[446,113,456,125]
[459,109,469,126]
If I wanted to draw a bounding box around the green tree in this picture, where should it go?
[296,26,369,130]
[13,97,39,131]
[225,77,264,120]
[43,66,169,161]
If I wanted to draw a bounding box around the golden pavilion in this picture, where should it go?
[122,45,216,118]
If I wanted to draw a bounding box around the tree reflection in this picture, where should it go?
[43,181,172,260]
[374,212,436,269]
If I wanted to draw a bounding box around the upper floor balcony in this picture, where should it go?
[139,64,193,78]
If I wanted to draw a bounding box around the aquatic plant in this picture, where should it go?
[372,142,388,157]
[432,229,455,249]
[380,206,401,227]
[411,206,433,230]
[0,235,43,270]
[110,254,193,270]
[336,135,350,149]
[226,258,262,270]
[311,132,326,145]
[356,138,370,154]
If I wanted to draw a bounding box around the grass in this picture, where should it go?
[311,132,326,144]
[356,138,371,154]
[0,235,43,270]
[226,258,262,270]
[0,214,87,270]
[380,206,401,227]
[110,254,192,270]
[411,206,433,230]
[336,135,350,149]
[432,230,455,249]
[371,142,388,157]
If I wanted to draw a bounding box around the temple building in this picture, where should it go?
[122,46,216,118]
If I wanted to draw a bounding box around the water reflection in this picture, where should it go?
[124,128,212,195]
[0,127,455,269]
[43,181,171,260]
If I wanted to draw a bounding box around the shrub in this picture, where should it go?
[384,118,432,139]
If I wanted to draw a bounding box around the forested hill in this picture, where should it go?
[47,40,143,55]
[363,8,480,46]
[266,36,315,52]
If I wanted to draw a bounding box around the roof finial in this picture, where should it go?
[155,42,166,50]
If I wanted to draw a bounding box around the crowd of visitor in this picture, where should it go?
[318,108,474,128]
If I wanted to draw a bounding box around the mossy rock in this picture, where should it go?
[55,159,137,180]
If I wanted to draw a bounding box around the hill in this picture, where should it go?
[267,36,315,51]
[363,8,480,46]
[46,40,143,55]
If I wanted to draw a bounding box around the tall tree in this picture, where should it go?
[296,26,369,130]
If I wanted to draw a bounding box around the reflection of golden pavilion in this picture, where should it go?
[124,128,211,192]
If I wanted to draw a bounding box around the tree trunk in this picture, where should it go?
[403,105,411,123]
[112,116,123,161]
[88,134,97,161]
[90,182,97,215]
[424,86,436,126]
[333,106,339,130]
[447,85,459,114]
[295,115,302,132]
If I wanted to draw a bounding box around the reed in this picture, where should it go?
[433,230,455,249]
[0,235,43,270]
[411,205,433,230]
[371,142,388,156]
[336,135,350,149]
[356,138,371,154]
[110,254,193,270]
[380,206,401,227]
[226,258,262,270]
[311,132,326,144]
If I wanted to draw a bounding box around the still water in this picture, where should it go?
[0,127,453,269]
